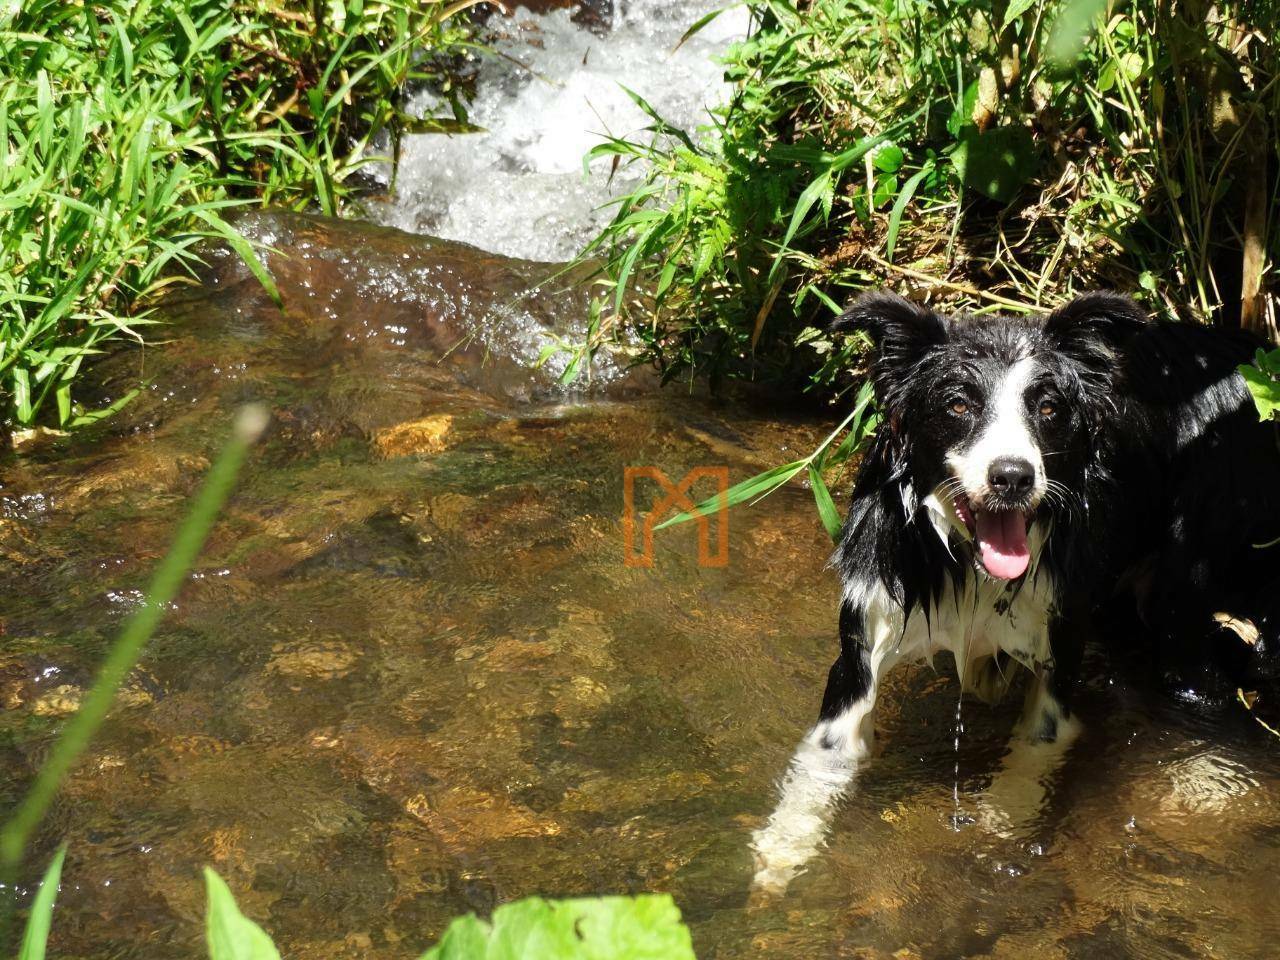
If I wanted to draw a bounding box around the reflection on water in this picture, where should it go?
[3,216,1280,959]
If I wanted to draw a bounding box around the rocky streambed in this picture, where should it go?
[3,213,1280,959]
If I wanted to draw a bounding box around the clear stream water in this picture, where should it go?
[3,4,1280,959]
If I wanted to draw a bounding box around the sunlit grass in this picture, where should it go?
[575,0,1279,395]
[0,0,475,429]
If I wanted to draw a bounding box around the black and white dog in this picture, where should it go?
[753,291,1280,888]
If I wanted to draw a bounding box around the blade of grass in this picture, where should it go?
[808,462,842,541]
[15,845,66,960]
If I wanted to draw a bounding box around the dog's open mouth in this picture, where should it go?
[953,495,1031,580]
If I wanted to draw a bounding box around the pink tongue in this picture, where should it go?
[974,510,1030,579]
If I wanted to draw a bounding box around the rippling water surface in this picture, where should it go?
[378,0,749,261]
[2,211,1280,959]
[5,0,1280,954]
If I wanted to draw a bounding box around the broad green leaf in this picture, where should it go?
[205,868,282,960]
[421,913,489,959]
[808,463,842,541]
[1000,0,1038,31]
[1046,0,1107,67]
[1239,361,1280,422]
[17,845,66,960]
[418,894,695,960]
[947,80,980,138]
[949,125,1037,202]
[55,382,71,426]
[872,144,904,173]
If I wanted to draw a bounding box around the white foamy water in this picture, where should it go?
[378,0,749,263]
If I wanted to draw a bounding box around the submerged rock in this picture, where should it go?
[373,414,455,459]
[30,683,82,717]
[164,210,644,403]
[267,640,361,681]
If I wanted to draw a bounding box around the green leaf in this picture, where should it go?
[205,868,282,960]
[17,845,66,960]
[872,144,904,173]
[1000,0,1039,31]
[949,125,1037,202]
[886,166,932,262]
[191,210,281,307]
[1239,359,1280,422]
[1046,0,1107,68]
[421,913,489,958]
[66,388,141,428]
[55,382,71,426]
[673,6,730,53]
[13,367,33,425]
[559,350,584,385]
[654,460,808,531]
[947,80,980,138]
[418,894,695,960]
[872,173,897,209]
[808,463,842,541]
[826,382,879,466]
[773,169,832,267]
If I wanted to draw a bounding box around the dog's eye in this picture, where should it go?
[950,399,969,416]
[1039,400,1057,417]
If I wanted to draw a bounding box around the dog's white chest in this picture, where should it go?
[857,570,1057,691]
[907,574,1055,672]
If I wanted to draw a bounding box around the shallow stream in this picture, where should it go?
[3,3,1280,958]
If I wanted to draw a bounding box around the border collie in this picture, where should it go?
[752,291,1280,889]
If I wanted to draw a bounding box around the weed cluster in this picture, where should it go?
[581,0,1280,396]
[0,0,476,429]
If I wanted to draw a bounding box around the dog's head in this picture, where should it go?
[836,291,1145,581]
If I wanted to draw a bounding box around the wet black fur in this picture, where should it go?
[826,291,1280,712]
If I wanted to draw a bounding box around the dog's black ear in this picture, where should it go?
[1043,291,1147,367]
[832,291,947,368]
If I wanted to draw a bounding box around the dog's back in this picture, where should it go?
[1108,321,1280,694]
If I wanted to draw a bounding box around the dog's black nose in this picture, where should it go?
[988,458,1035,498]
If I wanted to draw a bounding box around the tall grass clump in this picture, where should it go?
[0,0,477,430]
[580,0,1280,396]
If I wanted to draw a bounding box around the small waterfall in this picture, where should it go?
[379,0,750,262]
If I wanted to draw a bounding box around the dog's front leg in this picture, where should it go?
[751,595,897,891]
[979,613,1085,840]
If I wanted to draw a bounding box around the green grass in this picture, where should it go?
[0,0,476,430]
[575,0,1280,396]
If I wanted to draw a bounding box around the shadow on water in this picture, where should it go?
[2,213,1280,959]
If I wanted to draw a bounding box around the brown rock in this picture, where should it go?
[404,784,561,848]
[373,414,454,458]
[267,640,360,680]
[31,683,82,716]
